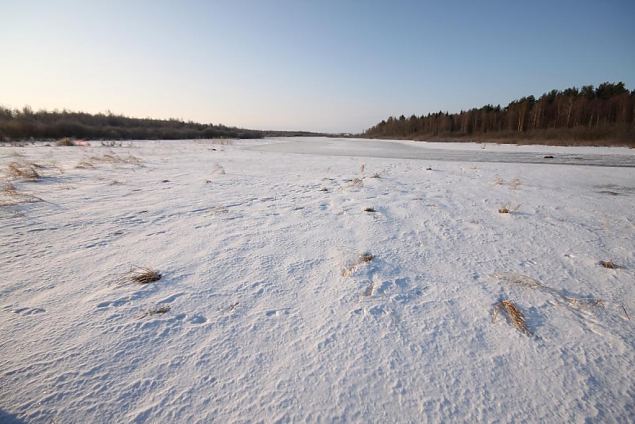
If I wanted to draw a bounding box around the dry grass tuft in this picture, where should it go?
[498,207,510,214]
[494,272,605,314]
[130,267,162,284]
[56,137,76,146]
[210,163,226,176]
[0,180,46,206]
[101,141,123,147]
[349,178,364,188]
[141,305,171,318]
[75,160,96,169]
[6,161,40,181]
[2,181,18,196]
[341,253,375,277]
[359,253,374,263]
[363,280,375,297]
[599,260,618,269]
[562,296,604,310]
[493,299,531,336]
[88,153,142,166]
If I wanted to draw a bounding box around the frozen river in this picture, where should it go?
[248,137,635,167]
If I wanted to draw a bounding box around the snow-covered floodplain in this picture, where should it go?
[1,138,634,423]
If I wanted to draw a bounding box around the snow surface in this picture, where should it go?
[1,138,634,423]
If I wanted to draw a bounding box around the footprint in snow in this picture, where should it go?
[12,306,46,316]
[189,314,208,324]
[96,298,129,309]
[157,293,185,304]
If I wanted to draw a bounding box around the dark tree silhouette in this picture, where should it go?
[0,108,322,142]
[363,82,634,145]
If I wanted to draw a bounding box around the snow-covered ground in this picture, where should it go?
[1,138,633,423]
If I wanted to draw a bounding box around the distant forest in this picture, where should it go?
[0,107,319,141]
[363,82,635,146]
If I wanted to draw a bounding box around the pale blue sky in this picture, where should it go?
[1,0,634,132]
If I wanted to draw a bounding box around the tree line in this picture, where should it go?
[363,82,635,145]
[0,107,320,141]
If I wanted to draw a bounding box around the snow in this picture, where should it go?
[1,138,633,423]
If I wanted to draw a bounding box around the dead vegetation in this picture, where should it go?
[211,163,226,174]
[363,207,377,213]
[6,161,41,181]
[494,176,522,190]
[509,178,521,190]
[498,204,521,214]
[77,153,143,169]
[599,260,618,269]
[493,272,606,314]
[130,267,162,284]
[56,137,76,146]
[349,178,364,188]
[492,299,532,336]
[342,253,375,277]
[363,280,375,297]
[75,160,95,169]
[210,139,234,145]
[100,141,124,147]
[141,305,171,318]
[0,181,46,206]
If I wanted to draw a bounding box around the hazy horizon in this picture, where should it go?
[1,0,634,133]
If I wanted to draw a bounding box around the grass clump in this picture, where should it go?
[493,299,531,336]
[130,267,162,284]
[141,305,171,318]
[56,137,76,146]
[6,161,40,181]
[599,260,618,269]
[359,253,374,263]
[341,253,375,277]
[0,181,45,206]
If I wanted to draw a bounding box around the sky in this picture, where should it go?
[1,0,634,133]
